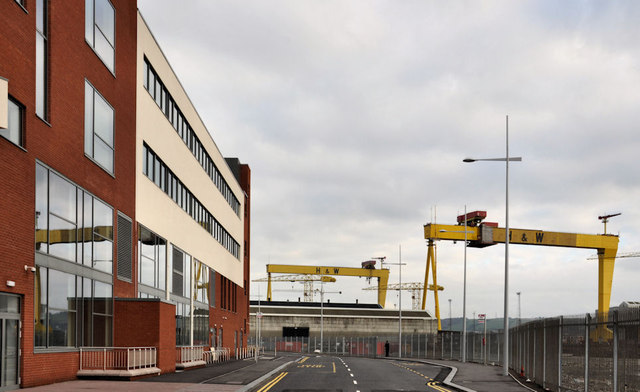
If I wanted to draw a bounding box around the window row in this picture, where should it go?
[36,163,114,274]
[35,266,113,348]
[143,58,240,216]
[220,276,237,313]
[142,144,240,259]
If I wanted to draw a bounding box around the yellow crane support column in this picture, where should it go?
[422,240,442,330]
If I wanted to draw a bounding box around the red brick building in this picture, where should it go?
[0,1,250,388]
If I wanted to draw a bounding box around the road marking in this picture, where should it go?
[298,357,309,364]
[332,362,336,373]
[257,372,288,392]
[353,380,358,385]
[427,380,452,392]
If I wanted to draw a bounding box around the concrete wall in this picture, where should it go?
[250,305,438,338]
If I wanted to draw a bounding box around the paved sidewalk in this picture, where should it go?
[421,359,542,392]
[21,356,293,392]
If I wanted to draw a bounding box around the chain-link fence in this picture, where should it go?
[249,308,639,391]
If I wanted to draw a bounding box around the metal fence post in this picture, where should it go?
[543,319,547,389]
[613,310,618,392]
[533,323,536,383]
[585,313,590,392]
[558,316,563,390]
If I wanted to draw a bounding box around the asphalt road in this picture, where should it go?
[253,355,455,392]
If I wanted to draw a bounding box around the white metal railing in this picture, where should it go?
[203,347,231,364]
[176,345,205,364]
[79,347,157,371]
[236,346,259,360]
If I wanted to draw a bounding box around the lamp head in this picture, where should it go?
[463,158,476,163]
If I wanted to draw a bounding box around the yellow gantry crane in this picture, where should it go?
[423,211,619,338]
[253,274,336,302]
[363,282,443,310]
[266,264,390,307]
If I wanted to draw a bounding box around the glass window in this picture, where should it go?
[48,269,77,347]
[34,267,48,347]
[138,225,166,291]
[84,81,114,173]
[1,98,23,146]
[85,0,115,72]
[48,215,77,262]
[36,0,48,119]
[35,165,49,253]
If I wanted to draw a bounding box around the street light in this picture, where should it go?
[517,291,521,326]
[439,205,473,363]
[382,248,406,358]
[448,298,452,330]
[464,115,522,376]
[315,278,340,353]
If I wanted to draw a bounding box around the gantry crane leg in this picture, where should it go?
[593,248,618,339]
[422,240,442,331]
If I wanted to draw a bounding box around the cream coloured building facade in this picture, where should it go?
[136,12,247,347]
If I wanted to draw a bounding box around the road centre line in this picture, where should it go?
[257,372,288,392]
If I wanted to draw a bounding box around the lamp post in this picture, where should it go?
[439,209,473,363]
[448,298,452,330]
[463,115,522,376]
[382,248,406,358]
[316,282,341,353]
[517,291,521,326]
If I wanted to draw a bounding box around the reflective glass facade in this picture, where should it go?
[35,163,114,273]
[34,266,113,348]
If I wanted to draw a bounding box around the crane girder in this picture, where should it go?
[266,264,390,307]
[423,222,619,337]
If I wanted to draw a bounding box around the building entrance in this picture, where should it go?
[0,294,20,391]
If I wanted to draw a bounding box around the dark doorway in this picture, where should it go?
[282,326,309,337]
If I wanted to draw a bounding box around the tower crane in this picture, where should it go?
[252,275,336,302]
[363,282,443,310]
[423,211,619,339]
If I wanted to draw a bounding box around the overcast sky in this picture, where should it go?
[137,0,640,319]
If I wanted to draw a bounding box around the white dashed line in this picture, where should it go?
[350,373,354,377]
[353,380,358,385]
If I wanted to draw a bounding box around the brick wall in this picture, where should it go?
[0,0,137,387]
[209,163,251,354]
[114,299,176,374]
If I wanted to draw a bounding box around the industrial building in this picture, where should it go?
[0,0,249,388]
[249,301,437,339]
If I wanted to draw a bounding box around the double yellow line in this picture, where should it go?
[257,372,288,392]
[427,380,452,392]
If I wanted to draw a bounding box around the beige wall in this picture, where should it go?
[136,12,244,286]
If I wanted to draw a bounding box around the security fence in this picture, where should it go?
[250,308,640,391]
